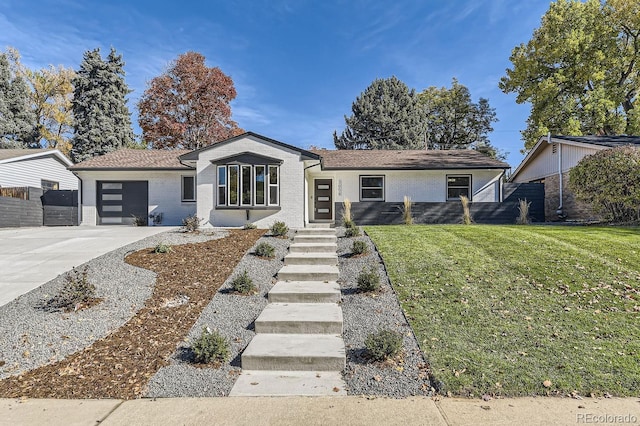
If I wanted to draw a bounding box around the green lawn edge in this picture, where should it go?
[365,224,640,397]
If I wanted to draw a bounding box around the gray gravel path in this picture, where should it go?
[0,228,226,380]
[337,227,432,397]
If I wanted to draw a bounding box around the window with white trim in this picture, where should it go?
[217,166,226,206]
[181,176,196,201]
[360,176,384,201]
[268,165,279,206]
[255,165,266,205]
[447,175,471,200]
[217,164,280,207]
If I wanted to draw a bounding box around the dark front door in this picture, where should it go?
[314,179,332,220]
[97,181,148,225]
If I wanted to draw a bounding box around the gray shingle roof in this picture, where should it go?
[0,149,52,161]
[70,149,193,170]
[553,135,640,148]
[312,149,510,170]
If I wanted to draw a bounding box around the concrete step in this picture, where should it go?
[241,334,345,371]
[289,243,337,254]
[255,303,343,334]
[284,252,338,266]
[229,370,346,396]
[296,228,337,236]
[293,235,337,244]
[305,223,334,229]
[278,265,339,282]
[268,281,341,303]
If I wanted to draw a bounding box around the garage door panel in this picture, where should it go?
[97,181,148,225]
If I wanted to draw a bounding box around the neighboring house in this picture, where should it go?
[0,149,77,190]
[510,135,640,221]
[70,132,517,227]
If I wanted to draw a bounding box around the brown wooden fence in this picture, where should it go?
[0,187,29,200]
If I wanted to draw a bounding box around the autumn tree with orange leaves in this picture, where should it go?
[138,52,243,150]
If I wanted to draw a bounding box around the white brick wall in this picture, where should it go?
[0,156,78,189]
[76,170,195,226]
[195,135,307,229]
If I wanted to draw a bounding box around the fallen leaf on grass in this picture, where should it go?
[543,380,552,388]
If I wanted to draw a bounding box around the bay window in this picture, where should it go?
[217,163,280,207]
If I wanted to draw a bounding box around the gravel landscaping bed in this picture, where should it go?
[145,232,293,397]
[337,227,432,397]
[1,225,432,398]
[0,228,226,381]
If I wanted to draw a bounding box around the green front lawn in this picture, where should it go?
[365,225,640,397]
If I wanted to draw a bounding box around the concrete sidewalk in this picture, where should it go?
[0,226,173,307]
[1,396,638,426]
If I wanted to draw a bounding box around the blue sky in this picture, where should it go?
[1,0,552,167]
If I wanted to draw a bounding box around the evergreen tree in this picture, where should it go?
[419,78,504,159]
[334,76,427,150]
[71,48,134,162]
[0,52,37,148]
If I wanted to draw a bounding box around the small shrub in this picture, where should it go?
[192,326,230,364]
[357,265,380,292]
[181,214,201,232]
[231,270,256,294]
[153,242,172,254]
[131,215,146,226]
[460,195,473,225]
[344,222,361,237]
[270,221,289,237]
[401,195,414,225]
[342,198,353,226]
[516,198,531,225]
[48,266,97,311]
[352,240,368,256]
[254,241,275,258]
[243,222,257,230]
[365,329,403,361]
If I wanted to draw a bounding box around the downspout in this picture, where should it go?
[554,133,565,218]
[304,161,322,226]
[72,171,82,226]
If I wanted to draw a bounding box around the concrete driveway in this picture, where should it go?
[0,226,174,307]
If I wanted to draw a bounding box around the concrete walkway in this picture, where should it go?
[0,226,173,307]
[1,396,638,425]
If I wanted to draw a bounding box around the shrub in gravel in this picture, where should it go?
[365,329,403,361]
[47,266,97,311]
[181,214,201,232]
[352,240,368,256]
[131,215,147,226]
[357,266,381,292]
[269,221,289,237]
[192,327,230,365]
[231,270,256,294]
[243,222,257,230]
[345,222,361,238]
[153,242,172,254]
[254,242,275,258]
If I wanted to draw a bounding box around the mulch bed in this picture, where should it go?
[0,229,264,399]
